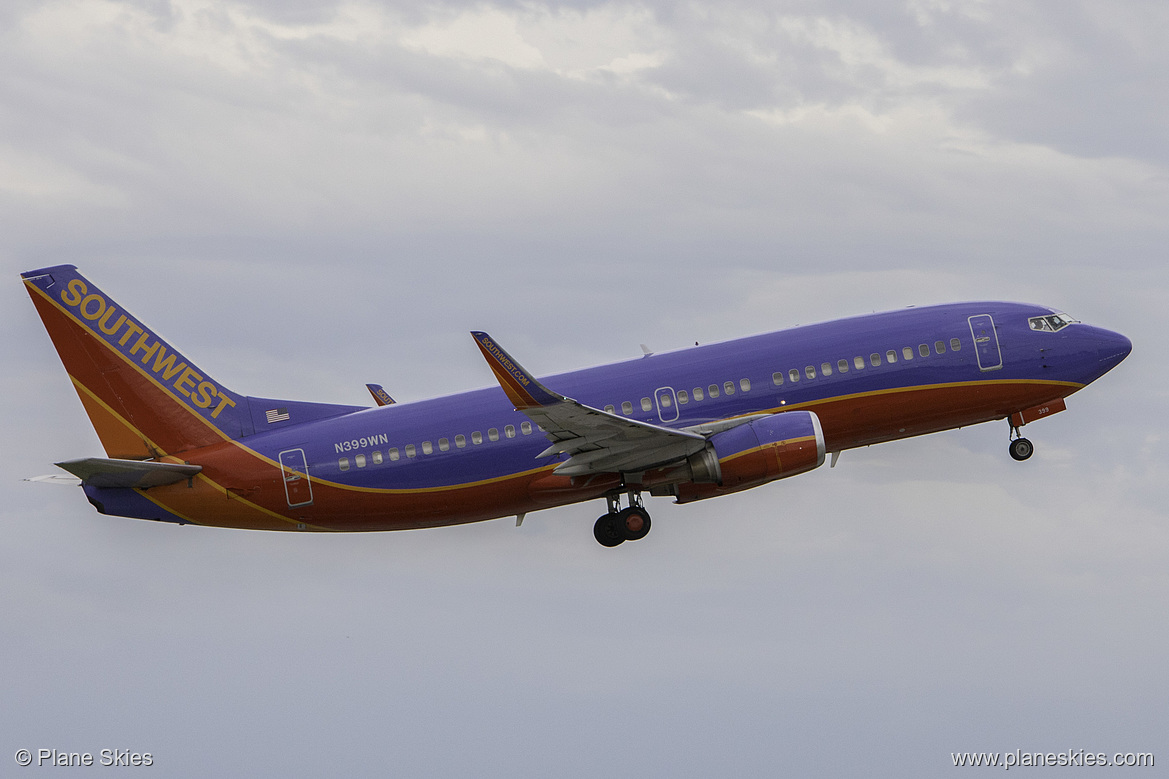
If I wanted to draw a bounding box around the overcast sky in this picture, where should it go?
[2,1,1166,776]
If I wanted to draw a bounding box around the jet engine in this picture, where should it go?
[670,410,826,503]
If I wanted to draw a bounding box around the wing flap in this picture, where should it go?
[55,457,203,489]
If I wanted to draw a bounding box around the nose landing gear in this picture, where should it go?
[593,490,652,547]
[1008,424,1034,461]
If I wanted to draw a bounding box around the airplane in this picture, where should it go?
[21,265,1131,547]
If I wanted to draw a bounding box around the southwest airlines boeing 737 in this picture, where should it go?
[22,265,1131,546]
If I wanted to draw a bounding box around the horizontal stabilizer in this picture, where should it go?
[55,457,202,489]
[24,474,82,486]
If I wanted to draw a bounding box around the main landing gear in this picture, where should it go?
[593,491,651,547]
[1008,424,1034,462]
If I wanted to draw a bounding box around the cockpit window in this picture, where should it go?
[1028,313,1079,332]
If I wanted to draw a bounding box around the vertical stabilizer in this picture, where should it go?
[22,265,249,458]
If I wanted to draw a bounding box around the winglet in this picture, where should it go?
[470,332,564,409]
[366,384,396,406]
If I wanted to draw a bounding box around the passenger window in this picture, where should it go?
[604,405,615,414]
[772,371,784,386]
[372,450,383,465]
[886,349,897,363]
[640,397,653,412]
[678,390,690,404]
[789,369,800,383]
[421,441,433,455]
[950,337,961,351]
[838,359,849,373]
[854,356,865,370]
[708,384,720,398]
[521,422,532,435]
[439,438,450,451]
[389,448,400,461]
[723,381,735,395]
[472,432,483,445]
[902,347,914,361]
[339,457,350,471]
[405,444,416,458]
[740,378,751,392]
[505,425,515,438]
[870,353,881,367]
[658,393,672,408]
[693,387,704,401]
[488,428,500,442]
[455,434,466,448]
[621,401,633,415]
[934,340,946,354]
[805,366,816,379]
[355,454,366,468]
[821,362,832,377]
[918,344,930,358]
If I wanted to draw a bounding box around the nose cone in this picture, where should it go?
[1095,327,1132,371]
[1069,325,1132,386]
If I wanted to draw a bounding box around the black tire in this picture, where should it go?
[621,507,651,541]
[1009,437,1034,461]
[594,514,625,547]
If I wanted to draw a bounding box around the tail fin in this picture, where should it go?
[22,265,361,458]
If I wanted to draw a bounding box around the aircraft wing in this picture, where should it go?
[55,457,203,489]
[471,332,708,477]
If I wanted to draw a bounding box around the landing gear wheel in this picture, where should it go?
[593,514,626,547]
[1009,437,1034,461]
[619,507,651,541]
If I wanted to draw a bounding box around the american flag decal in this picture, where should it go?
[265,408,290,424]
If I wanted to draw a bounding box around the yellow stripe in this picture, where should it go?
[133,477,333,531]
[717,377,1085,423]
[309,462,559,495]
[69,374,167,455]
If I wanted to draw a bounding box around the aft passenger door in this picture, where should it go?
[968,314,1003,371]
[278,448,314,508]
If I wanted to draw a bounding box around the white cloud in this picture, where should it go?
[0,143,127,204]
[775,14,991,90]
[401,7,546,69]
[398,4,669,85]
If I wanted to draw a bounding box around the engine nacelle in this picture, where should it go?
[672,410,825,503]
